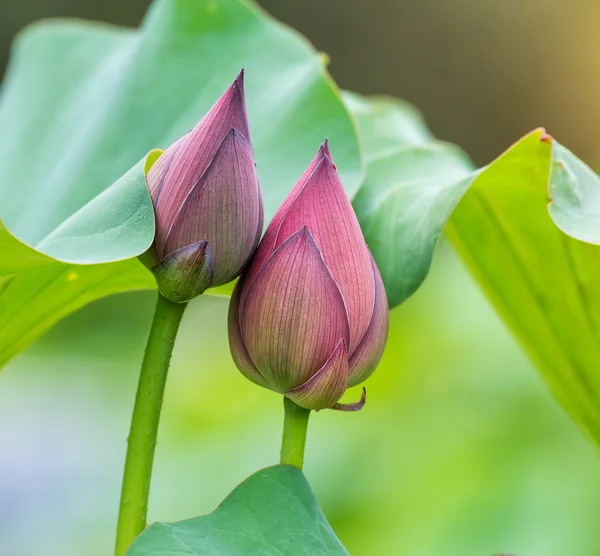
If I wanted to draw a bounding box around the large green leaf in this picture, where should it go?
[345,94,549,310]
[447,139,600,446]
[127,465,349,556]
[345,92,474,307]
[348,92,600,447]
[0,0,362,367]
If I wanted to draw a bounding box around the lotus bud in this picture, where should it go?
[228,142,389,410]
[142,70,263,303]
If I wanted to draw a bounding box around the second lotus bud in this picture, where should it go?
[143,70,263,303]
[229,142,389,410]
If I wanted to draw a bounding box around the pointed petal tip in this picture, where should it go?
[331,387,366,412]
[297,226,322,255]
[314,150,338,177]
[294,155,338,197]
[216,70,246,113]
[271,226,324,271]
[288,225,317,248]
[316,139,335,167]
[206,127,253,167]
[333,337,347,353]
[232,68,245,93]
[224,126,250,144]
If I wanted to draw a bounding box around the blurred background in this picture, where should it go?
[2,1,600,555]
[2,0,600,166]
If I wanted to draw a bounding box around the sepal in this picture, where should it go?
[150,240,214,303]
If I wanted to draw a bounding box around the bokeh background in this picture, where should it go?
[2,1,600,555]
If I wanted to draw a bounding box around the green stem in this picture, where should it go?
[114,293,187,556]
[280,397,311,469]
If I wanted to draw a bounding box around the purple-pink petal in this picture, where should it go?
[331,387,367,412]
[228,280,269,389]
[239,142,332,312]
[286,339,348,410]
[347,254,389,387]
[274,152,375,353]
[147,70,250,255]
[240,227,350,392]
[146,135,186,209]
[162,128,262,285]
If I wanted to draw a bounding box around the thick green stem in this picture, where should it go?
[114,293,187,556]
[280,397,311,469]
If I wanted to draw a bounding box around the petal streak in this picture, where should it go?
[241,227,350,391]
[286,339,348,410]
[275,155,375,352]
[163,128,262,285]
[348,254,389,386]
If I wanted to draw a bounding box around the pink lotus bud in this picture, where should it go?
[228,142,389,410]
[143,70,263,303]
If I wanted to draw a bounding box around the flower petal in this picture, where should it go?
[146,136,186,208]
[148,70,251,256]
[239,141,332,312]
[331,387,366,412]
[285,339,348,410]
[228,279,269,388]
[348,254,389,387]
[241,227,350,392]
[151,240,214,303]
[163,128,262,286]
[274,149,375,353]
